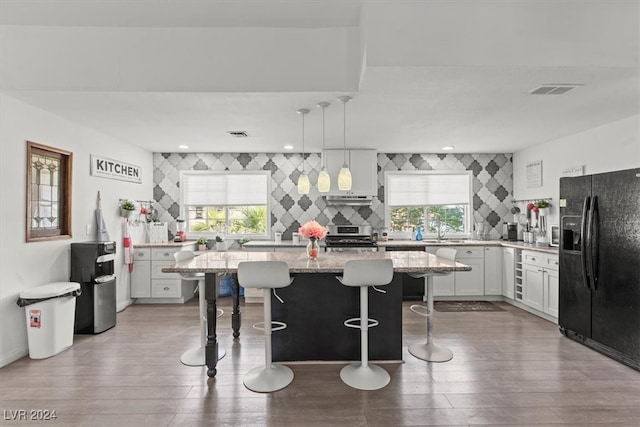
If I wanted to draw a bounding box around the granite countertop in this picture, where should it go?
[133,241,197,248]
[162,250,471,274]
[377,239,558,255]
[242,240,324,248]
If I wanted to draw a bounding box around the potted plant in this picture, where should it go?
[120,200,135,217]
[215,235,227,251]
[197,237,208,252]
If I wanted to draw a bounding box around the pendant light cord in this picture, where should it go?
[343,99,347,165]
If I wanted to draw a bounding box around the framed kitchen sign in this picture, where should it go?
[526,160,543,188]
[91,154,142,184]
[26,141,73,242]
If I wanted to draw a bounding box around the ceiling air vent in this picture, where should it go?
[227,131,249,138]
[530,84,582,95]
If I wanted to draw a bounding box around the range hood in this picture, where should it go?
[324,195,373,206]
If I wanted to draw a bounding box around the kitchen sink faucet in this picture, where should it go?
[432,214,445,240]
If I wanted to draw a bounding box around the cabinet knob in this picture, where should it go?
[164,287,170,291]
[466,251,472,254]
[531,257,536,261]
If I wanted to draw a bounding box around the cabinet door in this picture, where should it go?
[433,274,455,296]
[502,247,515,299]
[455,259,485,296]
[347,149,377,196]
[544,267,559,317]
[484,247,503,295]
[522,263,544,311]
[322,149,377,196]
[131,260,151,298]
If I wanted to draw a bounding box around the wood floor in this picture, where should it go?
[2,297,640,426]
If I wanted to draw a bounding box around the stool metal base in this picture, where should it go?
[340,363,390,390]
[180,346,226,367]
[408,342,453,363]
[243,364,294,393]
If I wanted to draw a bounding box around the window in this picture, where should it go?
[180,171,270,237]
[385,171,472,238]
[26,141,73,242]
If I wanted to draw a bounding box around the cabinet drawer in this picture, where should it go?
[151,248,181,261]
[152,260,181,279]
[522,251,545,267]
[454,246,484,259]
[133,248,151,260]
[522,251,558,270]
[151,280,182,298]
[545,255,559,270]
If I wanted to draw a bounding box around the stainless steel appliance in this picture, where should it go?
[550,224,560,247]
[70,241,117,334]
[559,168,640,370]
[324,225,377,252]
[506,222,518,241]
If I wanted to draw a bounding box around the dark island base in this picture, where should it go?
[269,273,404,362]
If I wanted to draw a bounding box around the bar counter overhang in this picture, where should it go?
[163,251,471,377]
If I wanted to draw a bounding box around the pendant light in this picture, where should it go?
[338,95,352,191]
[316,101,331,193]
[297,108,311,195]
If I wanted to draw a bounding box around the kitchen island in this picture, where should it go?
[163,250,470,377]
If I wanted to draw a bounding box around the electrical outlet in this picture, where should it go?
[86,224,93,235]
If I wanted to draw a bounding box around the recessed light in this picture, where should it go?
[283,145,294,150]
[442,146,454,151]
[178,145,189,149]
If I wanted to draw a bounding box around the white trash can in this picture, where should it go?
[17,282,81,359]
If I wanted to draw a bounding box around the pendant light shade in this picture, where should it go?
[297,108,310,195]
[338,96,352,191]
[317,102,331,193]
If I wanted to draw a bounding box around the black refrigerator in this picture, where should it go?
[559,168,640,370]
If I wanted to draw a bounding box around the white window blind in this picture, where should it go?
[386,172,471,206]
[181,172,269,206]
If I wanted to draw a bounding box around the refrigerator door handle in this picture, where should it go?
[580,196,591,289]
[588,196,599,290]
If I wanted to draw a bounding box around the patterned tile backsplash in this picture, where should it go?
[153,152,513,240]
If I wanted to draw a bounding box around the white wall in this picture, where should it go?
[0,94,153,367]
[513,115,640,237]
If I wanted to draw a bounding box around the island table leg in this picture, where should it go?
[204,272,219,377]
[232,273,241,338]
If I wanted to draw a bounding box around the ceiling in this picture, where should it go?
[1,0,638,154]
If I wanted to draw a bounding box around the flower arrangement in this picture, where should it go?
[298,220,327,260]
[298,220,328,240]
[527,199,551,213]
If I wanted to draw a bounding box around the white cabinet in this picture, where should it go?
[522,263,544,311]
[131,248,151,298]
[424,247,455,296]
[521,250,559,317]
[131,244,197,303]
[453,247,485,296]
[502,247,515,299]
[428,245,485,297]
[484,247,503,295]
[543,258,559,317]
[322,149,377,196]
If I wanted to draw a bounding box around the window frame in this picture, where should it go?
[384,171,473,240]
[26,141,73,242]
[179,171,271,239]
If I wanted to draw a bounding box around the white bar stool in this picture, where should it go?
[237,261,294,393]
[174,250,225,366]
[336,258,394,391]
[408,247,457,362]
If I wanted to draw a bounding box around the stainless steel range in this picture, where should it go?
[324,225,377,252]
